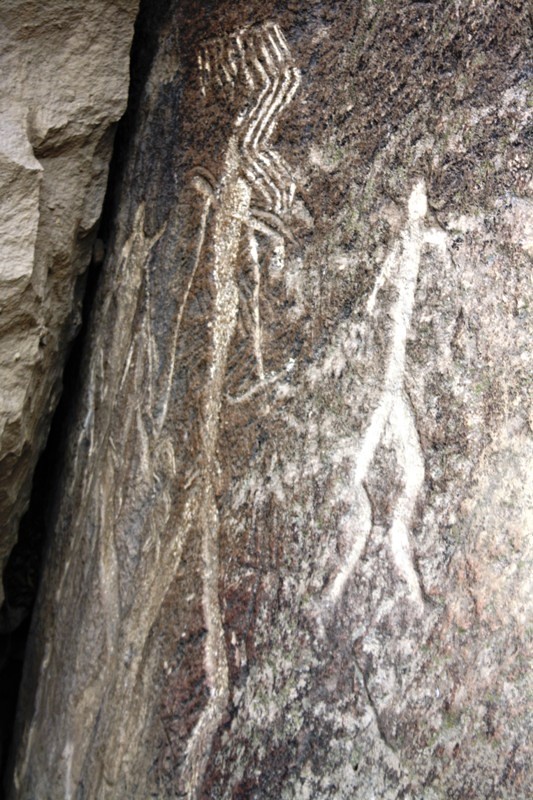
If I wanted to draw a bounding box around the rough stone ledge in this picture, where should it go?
[0,0,140,607]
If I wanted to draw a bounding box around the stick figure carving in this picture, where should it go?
[323,181,445,615]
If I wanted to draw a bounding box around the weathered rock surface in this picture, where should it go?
[0,0,139,608]
[9,1,532,798]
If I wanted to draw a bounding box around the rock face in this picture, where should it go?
[9,1,532,798]
[0,0,139,609]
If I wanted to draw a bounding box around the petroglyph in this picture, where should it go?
[14,23,300,799]
[194,22,301,398]
[324,181,448,613]
[180,22,301,796]
[12,207,183,798]
[198,21,300,215]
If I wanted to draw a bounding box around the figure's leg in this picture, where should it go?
[321,394,390,611]
[325,482,373,606]
[387,395,425,607]
[181,477,229,798]
[249,229,265,381]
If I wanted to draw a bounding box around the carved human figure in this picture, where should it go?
[12,22,302,800]
[323,181,448,615]
[177,22,301,795]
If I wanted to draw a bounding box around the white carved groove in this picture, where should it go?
[324,181,447,613]
[176,22,301,796]
[199,21,301,215]
[15,24,300,800]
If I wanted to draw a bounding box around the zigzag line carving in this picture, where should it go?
[199,22,301,215]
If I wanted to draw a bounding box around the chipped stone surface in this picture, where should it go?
[9,1,532,798]
[0,0,139,605]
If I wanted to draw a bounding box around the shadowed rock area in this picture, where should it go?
[6,1,532,798]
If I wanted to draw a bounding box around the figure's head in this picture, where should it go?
[408,180,428,221]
